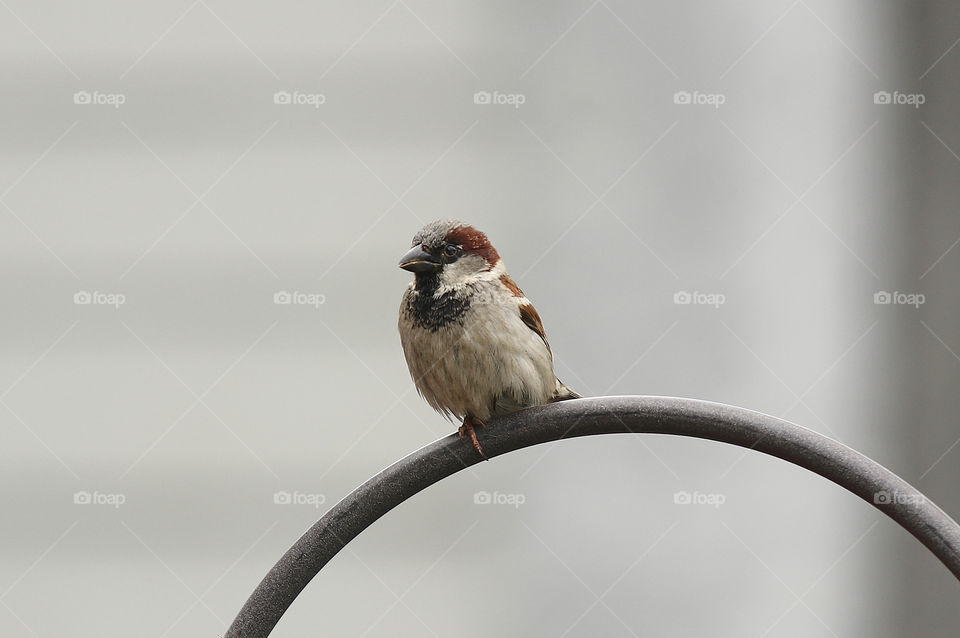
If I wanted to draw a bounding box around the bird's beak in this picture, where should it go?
[399,245,442,273]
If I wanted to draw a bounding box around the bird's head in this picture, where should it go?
[399,220,501,287]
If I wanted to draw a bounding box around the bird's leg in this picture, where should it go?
[459,415,488,460]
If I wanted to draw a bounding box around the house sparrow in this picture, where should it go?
[398,220,580,459]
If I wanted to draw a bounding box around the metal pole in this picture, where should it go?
[225,396,960,637]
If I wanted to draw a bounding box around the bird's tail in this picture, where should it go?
[550,378,581,402]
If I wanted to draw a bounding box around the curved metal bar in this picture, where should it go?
[226,396,960,637]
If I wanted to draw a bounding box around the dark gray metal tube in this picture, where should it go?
[225,396,960,637]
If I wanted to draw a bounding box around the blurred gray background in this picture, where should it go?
[1,1,959,636]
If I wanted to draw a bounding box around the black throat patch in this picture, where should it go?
[405,272,471,331]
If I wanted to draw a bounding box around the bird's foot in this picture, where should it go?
[459,416,488,461]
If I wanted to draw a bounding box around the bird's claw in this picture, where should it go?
[459,417,488,461]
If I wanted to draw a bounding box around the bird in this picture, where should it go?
[397,219,580,459]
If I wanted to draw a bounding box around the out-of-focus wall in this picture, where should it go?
[0,2,957,636]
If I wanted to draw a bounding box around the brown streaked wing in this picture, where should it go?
[500,274,551,352]
[518,301,551,352]
[499,273,524,298]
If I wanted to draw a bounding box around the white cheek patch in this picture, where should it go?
[436,257,505,294]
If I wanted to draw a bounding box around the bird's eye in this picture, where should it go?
[444,244,460,258]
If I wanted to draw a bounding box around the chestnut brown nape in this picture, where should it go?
[444,224,500,266]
